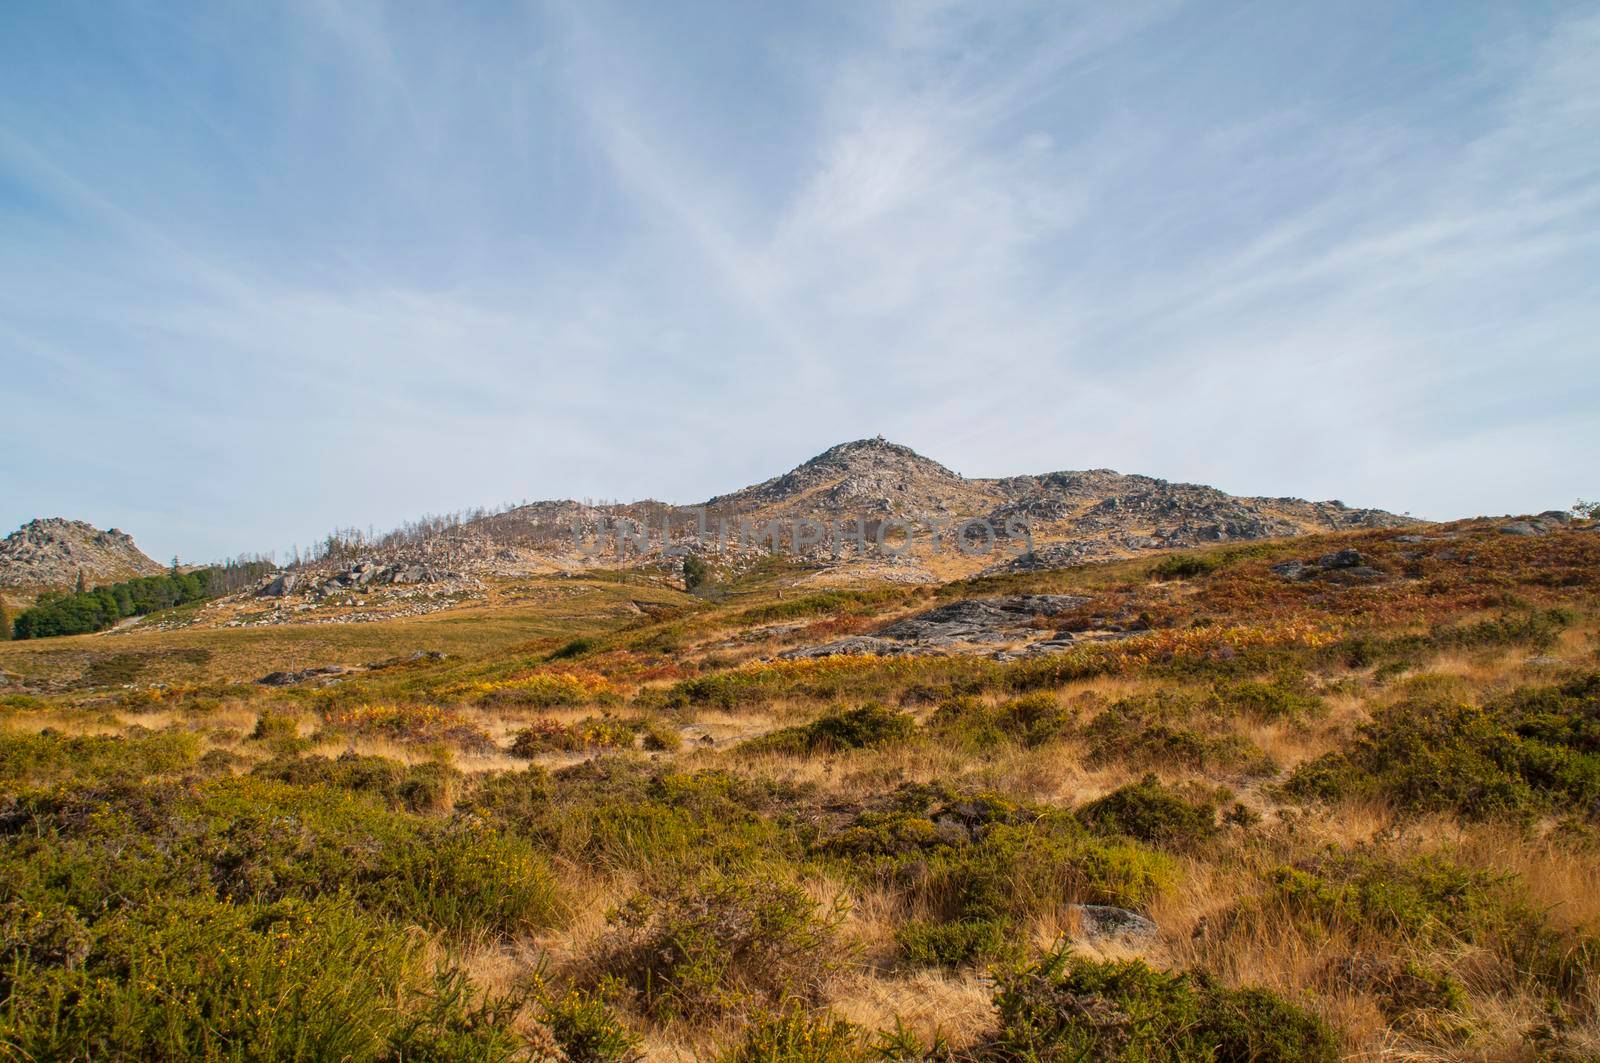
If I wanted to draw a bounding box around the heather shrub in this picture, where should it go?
[252,751,458,813]
[895,915,1018,969]
[720,1005,864,1062]
[1266,849,1599,1002]
[0,729,199,785]
[1083,691,1275,775]
[0,894,530,1063]
[537,978,641,1062]
[990,949,1339,1062]
[464,760,810,875]
[742,703,915,757]
[926,693,1073,751]
[1213,671,1325,722]
[509,714,641,757]
[819,791,1171,967]
[593,869,846,1022]
[0,776,565,939]
[1077,774,1222,849]
[1282,673,1600,819]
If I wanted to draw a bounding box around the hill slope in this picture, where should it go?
[0,518,165,596]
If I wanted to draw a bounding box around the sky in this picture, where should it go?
[2,1,1597,564]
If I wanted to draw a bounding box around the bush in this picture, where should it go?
[895,915,1018,969]
[538,979,641,1062]
[594,870,846,1022]
[720,1006,864,1062]
[1151,553,1223,580]
[1077,775,1221,849]
[509,715,641,757]
[463,761,811,876]
[1266,849,1599,1001]
[991,949,1339,1062]
[818,790,1172,966]
[1083,691,1275,776]
[0,895,531,1062]
[1,776,566,939]
[252,751,458,813]
[742,704,916,757]
[1214,671,1325,722]
[0,729,200,786]
[1282,673,1600,820]
[927,693,1073,751]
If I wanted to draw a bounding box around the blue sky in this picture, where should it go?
[2,1,1596,564]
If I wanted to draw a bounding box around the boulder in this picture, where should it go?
[1067,904,1159,942]
[257,573,300,598]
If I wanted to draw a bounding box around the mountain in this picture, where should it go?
[0,518,166,598]
[291,437,1417,592]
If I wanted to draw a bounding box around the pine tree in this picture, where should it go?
[682,553,710,593]
[0,596,11,640]
[75,569,87,594]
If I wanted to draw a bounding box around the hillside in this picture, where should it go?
[209,438,1417,631]
[0,518,165,602]
[0,513,1597,1060]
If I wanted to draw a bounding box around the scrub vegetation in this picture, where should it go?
[2,517,1599,1059]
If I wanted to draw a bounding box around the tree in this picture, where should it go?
[0,596,11,640]
[75,569,88,594]
[682,553,710,593]
[1574,499,1599,520]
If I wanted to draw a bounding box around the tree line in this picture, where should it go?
[6,558,275,640]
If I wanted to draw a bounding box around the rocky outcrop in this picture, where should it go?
[1272,548,1385,583]
[0,518,165,593]
[256,561,464,598]
[781,594,1089,659]
[1498,512,1572,537]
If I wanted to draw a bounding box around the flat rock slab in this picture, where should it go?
[874,594,1091,645]
[779,594,1090,660]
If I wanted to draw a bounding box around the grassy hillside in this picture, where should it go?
[2,519,1598,1060]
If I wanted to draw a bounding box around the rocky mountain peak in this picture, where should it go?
[0,517,165,592]
[706,437,969,515]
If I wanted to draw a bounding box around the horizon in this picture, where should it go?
[4,2,1597,563]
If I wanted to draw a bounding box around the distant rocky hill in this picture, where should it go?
[180,437,1421,626]
[0,518,166,596]
[462,437,1418,583]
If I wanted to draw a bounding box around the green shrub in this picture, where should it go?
[0,777,565,939]
[538,979,641,1062]
[1282,673,1600,820]
[991,949,1339,1062]
[509,715,640,757]
[1214,671,1325,722]
[1323,956,1469,1035]
[0,729,199,786]
[463,761,811,875]
[0,895,530,1062]
[550,636,596,660]
[1077,775,1221,849]
[1150,553,1223,580]
[249,709,310,753]
[720,1006,864,1062]
[895,916,1019,969]
[1083,692,1275,776]
[743,704,916,757]
[1267,849,1599,1001]
[252,751,458,813]
[595,870,846,1022]
[818,791,1171,960]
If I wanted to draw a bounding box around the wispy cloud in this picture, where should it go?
[1,1,1595,561]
